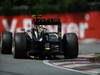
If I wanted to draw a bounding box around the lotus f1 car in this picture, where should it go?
[1,17,79,59]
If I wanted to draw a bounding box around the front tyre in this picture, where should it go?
[62,33,79,59]
[13,33,28,59]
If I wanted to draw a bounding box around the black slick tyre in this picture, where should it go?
[1,31,12,54]
[62,33,79,59]
[13,33,28,59]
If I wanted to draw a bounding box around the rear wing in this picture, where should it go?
[33,18,61,36]
[33,18,61,25]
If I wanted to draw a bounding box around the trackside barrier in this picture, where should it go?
[0,12,100,41]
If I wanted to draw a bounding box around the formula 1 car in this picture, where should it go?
[1,17,79,59]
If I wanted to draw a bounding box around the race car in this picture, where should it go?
[1,17,79,59]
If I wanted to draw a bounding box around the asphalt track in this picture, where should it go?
[0,43,100,75]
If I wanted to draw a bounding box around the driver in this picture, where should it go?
[32,25,47,41]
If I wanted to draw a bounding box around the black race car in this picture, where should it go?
[1,17,79,59]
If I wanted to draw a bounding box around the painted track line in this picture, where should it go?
[43,60,95,75]
[63,64,92,68]
[85,68,100,74]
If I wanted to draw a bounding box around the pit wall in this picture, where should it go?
[0,12,100,41]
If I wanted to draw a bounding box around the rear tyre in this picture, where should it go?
[62,33,79,59]
[1,32,12,54]
[13,33,29,59]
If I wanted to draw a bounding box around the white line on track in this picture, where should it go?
[43,60,96,75]
[85,69,100,74]
[63,64,92,68]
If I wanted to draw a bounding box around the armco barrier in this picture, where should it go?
[0,12,100,40]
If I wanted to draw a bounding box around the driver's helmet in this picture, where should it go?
[36,25,47,32]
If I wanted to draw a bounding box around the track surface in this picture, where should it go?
[0,54,88,75]
[0,43,100,75]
